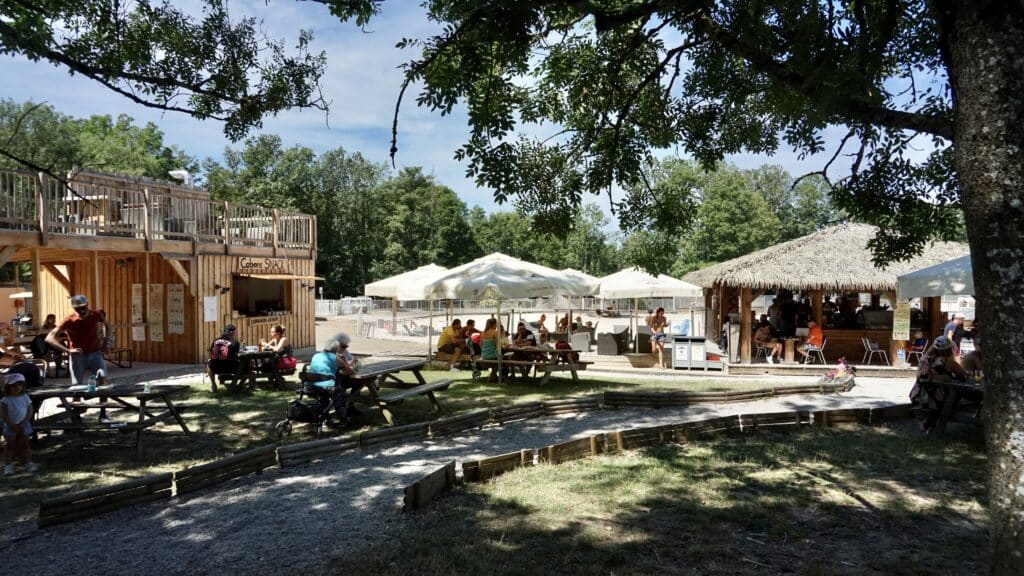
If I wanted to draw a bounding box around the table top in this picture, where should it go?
[508,346,580,354]
[352,357,428,379]
[29,382,191,400]
[239,350,279,359]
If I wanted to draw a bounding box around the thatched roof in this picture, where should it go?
[682,223,970,292]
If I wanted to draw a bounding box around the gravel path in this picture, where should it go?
[2,377,912,576]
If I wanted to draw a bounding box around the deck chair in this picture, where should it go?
[862,338,889,365]
[802,338,827,364]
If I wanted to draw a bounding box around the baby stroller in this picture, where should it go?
[275,368,347,440]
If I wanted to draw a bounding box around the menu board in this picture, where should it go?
[892,300,911,341]
[167,284,185,335]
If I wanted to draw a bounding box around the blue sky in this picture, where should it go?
[0,1,870,220]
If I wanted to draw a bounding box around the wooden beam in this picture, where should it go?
[164,258,192,296]
[0,246,16,268]
[272,208,279,258]
[31,248,41,320]
[42,263,71,294]
[740,286,752,364]
[36,173,50,246]
[812,289,824,326]
[91,251,100,305]
[143,187,153,252]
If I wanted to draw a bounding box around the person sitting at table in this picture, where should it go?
[461,319,481,357]
[754,320,782,365]
[437,319,468,372]
[480,318,511,382]
[259,324,295,373]
[207,324,240,393]
[796,320,824,361]
[2,373,38,476]
[510,321,540,377]
[30,314,61,361]
[306,337,356,425]
[556,313,570,333]
[909,336,967,432]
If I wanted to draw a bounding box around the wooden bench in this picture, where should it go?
[474,358,593,385]
[104,348,133,368]
[375,379,452,426]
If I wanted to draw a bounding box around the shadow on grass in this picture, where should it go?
[334,426,988,576]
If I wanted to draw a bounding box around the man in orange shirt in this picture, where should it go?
[797,320,824,362]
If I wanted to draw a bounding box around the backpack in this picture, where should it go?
[210,338,232,361]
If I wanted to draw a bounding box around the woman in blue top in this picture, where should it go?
[306,334,358,421]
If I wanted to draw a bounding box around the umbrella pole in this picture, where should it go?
[392,297,398,336]
[427,300,434,361]
[497,300,503,385]
[634,297,639,353]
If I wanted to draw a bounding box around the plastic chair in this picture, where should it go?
[863,338,889,365]
[906,339,929,365]
[803,339,827,364]
[754,344,771,362]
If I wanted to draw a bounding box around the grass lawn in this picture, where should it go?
[0,368,822,533]
[338,425,988,576]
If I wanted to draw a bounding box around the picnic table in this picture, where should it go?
[218,350,292,391]
[29,382,191,459]
[477,346,591,385]
[346,357,451,426]
[933,380,985,434]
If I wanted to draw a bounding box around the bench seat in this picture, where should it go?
[375,379,452,426]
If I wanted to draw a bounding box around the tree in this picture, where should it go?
[3,2,1022,569]
[0,100,196,178]
[368,3,1021,569]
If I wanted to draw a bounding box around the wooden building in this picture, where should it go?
[0,169,318,364]
[683,223,969,364]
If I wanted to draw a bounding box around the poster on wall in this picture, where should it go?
[131,283,145,341]
[149,284,164,342]
[167,283,185,335]
[892,300,911,341]
[131,284,144,324]
[203,296,218,322]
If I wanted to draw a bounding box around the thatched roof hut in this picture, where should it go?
[683,223,969,292]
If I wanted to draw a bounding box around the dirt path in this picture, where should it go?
[1,378,911,576]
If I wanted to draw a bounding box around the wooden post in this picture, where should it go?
[927,296,944,339]
[703,288,712,337]
[222,201,231,253]
[31,248,42,320]
[812,289,823,326]
[309,214,317,260]
[142,187,152,252]
[36,173,50,246]
[91,251,100,306]
[271,208,279,257]
[740,286,752,364]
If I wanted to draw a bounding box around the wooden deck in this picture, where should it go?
[0,169,316,259]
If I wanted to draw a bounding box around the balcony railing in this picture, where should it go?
[0,169,315,252]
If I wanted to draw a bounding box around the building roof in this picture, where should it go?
[682,223,970,292]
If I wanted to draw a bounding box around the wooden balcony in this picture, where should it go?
[0,169,316,259]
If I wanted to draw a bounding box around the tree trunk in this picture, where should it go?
[946,2,1024,573]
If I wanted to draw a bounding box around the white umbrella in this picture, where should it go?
[413,253,599,382]
[897,255,974,300]
[365,264,448,357]
[598,268,703,349]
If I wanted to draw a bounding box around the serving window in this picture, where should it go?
[232,275,291,317]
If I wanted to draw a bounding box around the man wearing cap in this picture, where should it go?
[47,295,112,387]
[944,313,965,356]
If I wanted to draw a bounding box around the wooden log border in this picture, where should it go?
[403,461,457,511]
[38,472,173,528]
[37,382,885,526]
[174,445,277,496]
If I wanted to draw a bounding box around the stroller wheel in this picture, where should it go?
[275,420,292,440]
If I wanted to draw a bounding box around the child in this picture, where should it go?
[911,331,927,351]
[2,372,37,475]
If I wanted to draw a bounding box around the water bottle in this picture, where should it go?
[143,381,153,393]
[86,374,97,393]
[897,347,906,366]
